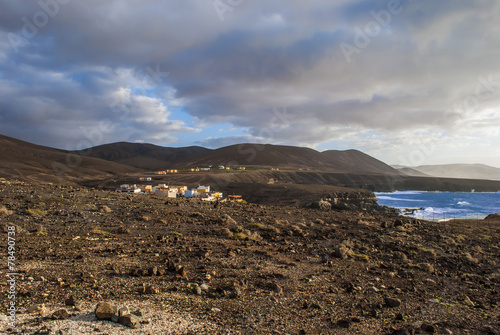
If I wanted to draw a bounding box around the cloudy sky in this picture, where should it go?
[1,0,500,167]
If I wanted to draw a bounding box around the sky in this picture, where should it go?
[1,0,500,167]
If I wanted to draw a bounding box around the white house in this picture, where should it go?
[168,189,178,198]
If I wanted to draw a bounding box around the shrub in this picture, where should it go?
[27,208,47,216]
[99,205,112,213]
[92,229,110,236]
[223,214,237,225]
[233,233,247,240]
[418,263,435,273]
[221,228,233,238]
[0,206,13,216]
[318,200,331,211]
[170,231,183,237]
[463,253,479,264]
[252,223,267,230]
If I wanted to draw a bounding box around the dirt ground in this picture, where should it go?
[0,179,499,334]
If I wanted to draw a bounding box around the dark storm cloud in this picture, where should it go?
[1,0,500,165]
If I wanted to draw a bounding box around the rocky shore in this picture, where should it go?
[0,178,499,334]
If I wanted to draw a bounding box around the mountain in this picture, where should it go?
[74,142,210,170]
[321,149,399,175]
[173,143,401,175]
[0,135,138,184]
[392,165,432,177]
[411,164,500,181]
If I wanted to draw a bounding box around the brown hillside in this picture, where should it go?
[174,143,401,175]
[0,134,138,184]
[74,142,210,170]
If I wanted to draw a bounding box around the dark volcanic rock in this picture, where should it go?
[384,297,402,308]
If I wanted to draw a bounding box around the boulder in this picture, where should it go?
[95,302,117,320]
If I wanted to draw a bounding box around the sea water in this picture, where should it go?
[375,191,500,221]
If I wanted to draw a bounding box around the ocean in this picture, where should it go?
[375,190,500,221]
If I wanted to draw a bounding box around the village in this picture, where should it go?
[115,182,242,202]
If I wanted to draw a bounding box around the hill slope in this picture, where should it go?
[392,165,432,177]
[413,164,500,181]
[0,135,138,184]
[174,143,401,175]
[74,142,210,170]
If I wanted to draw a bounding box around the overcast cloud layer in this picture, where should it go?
[1,0,500,167]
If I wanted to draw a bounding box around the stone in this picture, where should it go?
[421,323,436,333]
[336,319,351,329]
[95,302,117,320]
[65,295,77,306]
[148,266,158,276]
[463,296,475,306]
[118,314,141,329]
[28,304,46,315]
[177,266,187,278]
[144,285,159,294]
[230,287,242,299]
[391,329,410,335]
[51,309,70,320]
[200,283,210,292]
[269,282,283,295]
[194,286,202,295]
[118,306,130,317]
[133,309,144,317]
[384,297,402,308]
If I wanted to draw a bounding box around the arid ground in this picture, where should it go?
[1,178,499,334]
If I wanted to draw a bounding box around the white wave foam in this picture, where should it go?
[376,196,423,201]
[457,201,470,206]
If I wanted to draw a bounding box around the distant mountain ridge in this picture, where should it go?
[404,164,500,181]
[75,142,210,170]
[76,142,401,175]
[0,134,138,183]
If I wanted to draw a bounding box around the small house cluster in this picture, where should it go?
[156,170,178,174]
[115,184,224,201]
[115,184,143,194]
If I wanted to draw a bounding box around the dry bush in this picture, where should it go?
[393,251,408,261]
[0,206,13,216]
[332,241,354,259]
[220,228,233,238]
[274,219,289,225]
[223,214,237,225]
[99,205,112,213]
[418,263,435,273]
[463,253,479,264]
[252,223,267,230]
[27,208,46,216]
[233,233,247,240]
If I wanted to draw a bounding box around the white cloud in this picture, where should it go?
[1,0,500,166]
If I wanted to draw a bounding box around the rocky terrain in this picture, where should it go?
[1,178,499,334]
